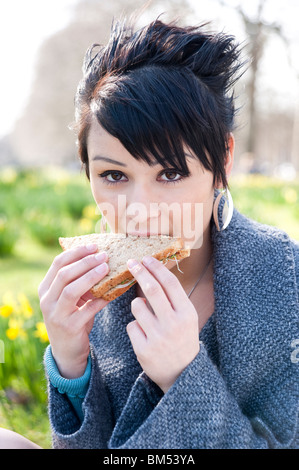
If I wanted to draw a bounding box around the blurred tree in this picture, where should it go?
[218,0,296,170]
[10,0,193,168]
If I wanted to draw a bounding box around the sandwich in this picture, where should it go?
[59,233,190,301]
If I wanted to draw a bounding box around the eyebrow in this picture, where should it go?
[92,153,196,167]
[92,156,128,167]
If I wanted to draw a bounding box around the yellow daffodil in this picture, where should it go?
[2,292,18,311]
[17,293,33,318]
[34,322,49,343]
[6,318,27,340]
[82,204,99,220]
[0,304,13,318]
[1,167,17,184]
[6,327,19,340]
[282,188,297,204]
[79,217,93,232]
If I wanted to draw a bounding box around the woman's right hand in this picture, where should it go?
[38,243,110,379]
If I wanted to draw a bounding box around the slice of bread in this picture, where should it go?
[59,233,190,301]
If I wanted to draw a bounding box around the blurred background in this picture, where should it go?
[0,0,298,448]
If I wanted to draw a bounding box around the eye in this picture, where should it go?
[98,171,127,186]
[159,170,185,185]
[98,169,187,186]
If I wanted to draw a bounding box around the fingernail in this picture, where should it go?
[142,256,154,266]
[86,243,97,251]
[95,262,108,273]
[127,259,139,269]
[95,251,108,262]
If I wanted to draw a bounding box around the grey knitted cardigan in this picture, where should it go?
[45,207,299,449]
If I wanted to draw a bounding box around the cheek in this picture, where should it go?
[175,179,214,248]
[175,196,213,236]
[89,177,118,226]
[181,176,215,220]
[90,177,117,205]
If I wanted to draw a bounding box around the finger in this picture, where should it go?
[130,297,157,335]
[72,297,109,330]
[126,320,147,355]
[141,255,189,312]
[127,259,173,320]
[58,262,109,315]
[39,244,99,298]
[49,251,108,303]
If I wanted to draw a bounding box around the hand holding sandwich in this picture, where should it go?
[39,232,192,383]
[38,244,110,379]
[126,255,200,394]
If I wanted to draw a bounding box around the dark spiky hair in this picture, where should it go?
[74,12,245,187]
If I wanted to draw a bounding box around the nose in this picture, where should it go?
[128,182,153,205]
[127,201,161,225]
[126,185,161,228]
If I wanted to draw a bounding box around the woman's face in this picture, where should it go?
[87,118,233,250]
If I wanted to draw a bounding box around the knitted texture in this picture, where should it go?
[44,206,299,449]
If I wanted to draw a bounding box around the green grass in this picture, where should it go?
[0,167,298,449]
[0,234,59,304]
[0,167,97,448]
[0,235,56,447]
[230,174,299,241]
[0,237,56,447]
[0,399,51,449]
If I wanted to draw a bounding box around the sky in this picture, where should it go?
[0,0,298,139]
[0,0,78,138]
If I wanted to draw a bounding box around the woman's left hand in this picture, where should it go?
[126,255,200,394]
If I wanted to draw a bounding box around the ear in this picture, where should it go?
[225,133,235,179]
[215,133,235,189]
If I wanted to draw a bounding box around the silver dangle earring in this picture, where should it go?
[213,187,234,231]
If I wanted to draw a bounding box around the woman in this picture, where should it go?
[37,13,298,449]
